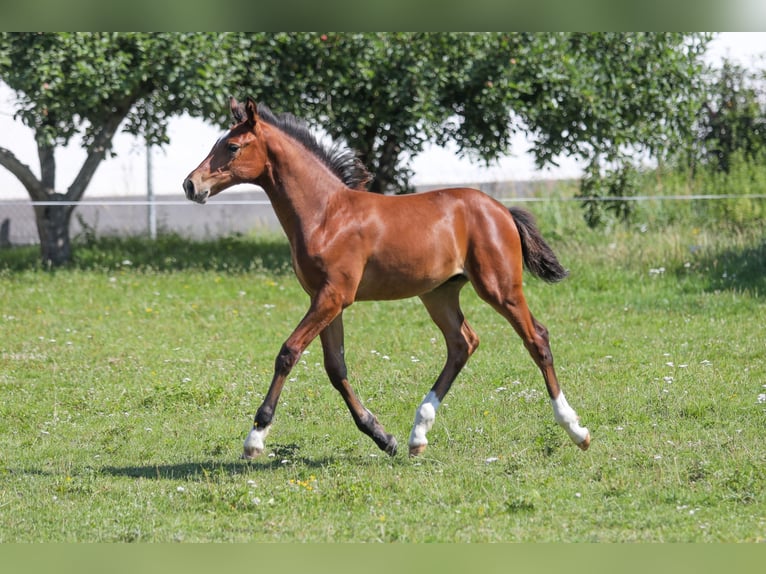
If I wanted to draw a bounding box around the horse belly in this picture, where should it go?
[354,256,463,301]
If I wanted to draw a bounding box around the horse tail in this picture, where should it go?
[509,207,568,283]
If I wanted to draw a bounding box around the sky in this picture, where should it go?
[1,32,765,200]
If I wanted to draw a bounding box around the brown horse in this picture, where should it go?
[183,97,590,459]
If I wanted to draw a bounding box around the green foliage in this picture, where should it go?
[0,32,235,265]
[578,162,641,228]
[692,152,766,226]
[0,32,228,150]
[218,33,710,194]
[215,33,523,192]
[515,33,710,168]
[0,31,717,194]
[70,234,294,274]
[0,32,719,259]
[584,56,766,230]
[690,60,766,173]
[636,153,766,230]
[578,148,766,231]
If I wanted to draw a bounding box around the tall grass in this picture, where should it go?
[632,153,766,228]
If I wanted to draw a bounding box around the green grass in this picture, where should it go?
[1,212,765,542]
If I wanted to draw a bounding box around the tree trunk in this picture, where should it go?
[366,135,409,194]
[2,93,136,267]
[33,198,74,268]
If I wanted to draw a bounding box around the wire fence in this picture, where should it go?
[3,189,766,247]
[9,192,766,206]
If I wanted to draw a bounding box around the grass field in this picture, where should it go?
[1,204,764,542]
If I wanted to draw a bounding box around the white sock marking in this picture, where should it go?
[243,425,270,456]
[409,391,441,449]
[551,392,589,445]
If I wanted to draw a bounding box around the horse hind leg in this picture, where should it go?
[320,314,398,456]
[472,272,590,450]
[409,279,480,456]
[528,313,590,450]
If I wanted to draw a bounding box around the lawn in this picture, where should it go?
[0,210,764,542]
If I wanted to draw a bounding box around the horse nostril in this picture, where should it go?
[183,178,195,199]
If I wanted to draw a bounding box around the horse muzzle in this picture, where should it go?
[183,178,210,204]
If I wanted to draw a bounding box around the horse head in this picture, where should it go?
[182,96,268,204]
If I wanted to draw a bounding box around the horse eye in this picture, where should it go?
[227,143,240,153]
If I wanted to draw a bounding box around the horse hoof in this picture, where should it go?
[409,444,427,457]
[577,433,591,451]
[385,437,398,457]
[241,447,263,460]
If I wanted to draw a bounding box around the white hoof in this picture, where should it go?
[409,443,428,457]
[242,426,270,459]
[551,392,590,450]
[408,391,440,455]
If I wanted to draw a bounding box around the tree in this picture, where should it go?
[222,33,711,198]
[513,33,712,226]
[692,59,766,173]
[2,33,714,263]
[223,33,550,193]
[0,32,231,266]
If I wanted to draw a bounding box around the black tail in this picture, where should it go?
[509,207,568,283]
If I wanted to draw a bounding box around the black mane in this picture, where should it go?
[253,102,372,191]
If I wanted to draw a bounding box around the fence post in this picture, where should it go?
[146,140,157,240]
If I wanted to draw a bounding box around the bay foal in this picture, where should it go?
[183,97,590,459]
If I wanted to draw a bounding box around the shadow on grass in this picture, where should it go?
[96,442,332,478]
[7,443,406,481]
[0,233,294,274]
[694,238,766,296]
[99,457,337,480]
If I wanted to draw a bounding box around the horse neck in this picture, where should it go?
[256,127,344,238]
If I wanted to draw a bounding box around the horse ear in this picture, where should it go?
[245,97,259,126]
[230,96,246,123]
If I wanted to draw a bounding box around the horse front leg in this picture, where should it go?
[243,289,344,459]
